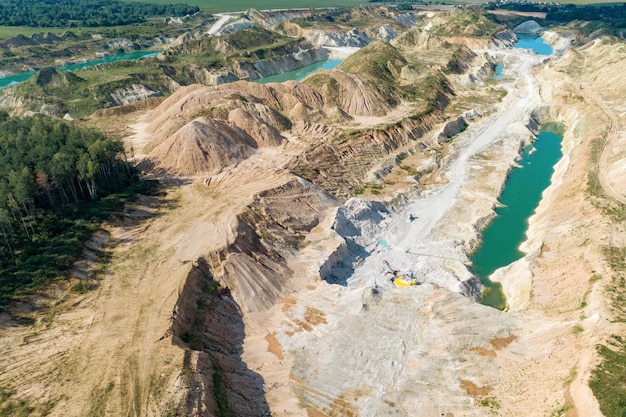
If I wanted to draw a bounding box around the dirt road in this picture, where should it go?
[583,84,626,205]
[348,49,544,287]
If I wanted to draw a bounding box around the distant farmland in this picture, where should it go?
[122,0,368,14]
[121,0,625,15]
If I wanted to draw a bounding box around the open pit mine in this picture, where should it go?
[1,6,625,417]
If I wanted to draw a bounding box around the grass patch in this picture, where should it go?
[430,6,504,38]
[398,164,418,176]
[590,335,626,417]
[212,366,235,417]
[86,382,115,417]
[356,181,385,196]
[0,388,35,417]
[551,403,574,417]
[338,40,407,106]
[587,120,626,415]
[602,246,626,271]
[479,395,501,412]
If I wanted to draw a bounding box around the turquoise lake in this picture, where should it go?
[514,34,553,55]
[494,64,505,81]
[471,128,564,309]
[0,50,160,89]
[254,59,342,84]
[470,34,558,309]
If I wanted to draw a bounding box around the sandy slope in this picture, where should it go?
[247,43,626,416]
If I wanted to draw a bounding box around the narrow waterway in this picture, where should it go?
[0,50,160,89]
[471,126,564,309]
[254,59,342,84]
[472,33,557,309]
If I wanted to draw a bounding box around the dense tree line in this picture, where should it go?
[0,112,138,302]
[487,1,626,29]
[0,0,199,28]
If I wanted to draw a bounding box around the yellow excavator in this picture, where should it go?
[383,260,418,287]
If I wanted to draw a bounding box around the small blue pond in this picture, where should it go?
[514,34,553,55]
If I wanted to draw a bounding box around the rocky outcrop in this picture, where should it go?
[246,7,319,29]
[437,115,468,144]
[513,20,545,34]
[168,32,329,84]
[39,103,65,118]
[175,65,238,86]
[218,19,257,35]
[320,198,390,284]
[305,70,393,117]
[395,12,417,27]
[542,30,572,55]
[290,112,444,200]
[105,35,174,50]
[392,27,450,51]
[205,178,338,313]
[105,38,135,50]
[233,45,328,80]
[143,39,458,190]
[0,93,26,112]
[170,31,204,47]
[144,81,324,146]
[378,24,397,41]
[89,96,164,118]
[490,28,518,48]
[171,258,270,417]
[306,28,373,47]
[108,84,163,106]
[442,28,517,50]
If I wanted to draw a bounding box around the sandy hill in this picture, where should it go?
[392,28,451,52]
[142,117,257,175]
[141,33,488,180]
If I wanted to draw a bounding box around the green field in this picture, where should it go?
[531,0,626,3]
[121,0,368,14]
[119,0,626,14]
[0,25,73,39]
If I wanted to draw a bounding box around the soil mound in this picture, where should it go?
[392,28,451,51]
[36,67,85,88]
[145,82,323,142]
[142,117,257,175]
[305,70,392,116]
